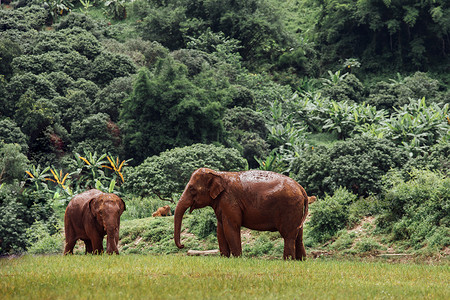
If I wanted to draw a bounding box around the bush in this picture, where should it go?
[0,187,28,254]
[291,136,409,197]
[408,140,450,175]
[26,220,63,255]
[377,169,450,249]
[124,143,247,198]
[0,5,48,31]
[93,76,134,122]
[320,73,365,103]
[329,230,355,251]
[368,72,445,111]
[307,187,356,244]
[244,233,276,257]
[354,237,383,254]
[186,207,217,239]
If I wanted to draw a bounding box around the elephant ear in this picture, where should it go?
[209,175,224,199]
[89,195,103,219]
[118,197,126,212]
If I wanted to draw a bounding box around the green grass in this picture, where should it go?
[1,255,448,299]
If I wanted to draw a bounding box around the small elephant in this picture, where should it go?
[152,205,172,217]
[64,189,126,255]
[308,196,316,204]
[174,168,309,260]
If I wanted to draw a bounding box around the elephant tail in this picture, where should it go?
[299,189,309,229]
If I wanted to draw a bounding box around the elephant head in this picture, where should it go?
[89,193,126,254]
[174,168,223,249]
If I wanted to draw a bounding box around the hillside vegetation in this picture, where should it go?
[0,0,449,259]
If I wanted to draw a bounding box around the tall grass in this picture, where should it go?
[1,255,448,299]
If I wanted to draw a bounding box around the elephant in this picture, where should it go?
[174,168,309,260]
[152,205,172,217]
[64,189,126,255]
[308,196,317,204]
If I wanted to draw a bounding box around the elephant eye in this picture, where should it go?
[189,186,196,195]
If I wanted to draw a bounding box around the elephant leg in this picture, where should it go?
[223,218,242,257]
[83,239,93,254]
[90,234,104,254]
[64,239,76,255]
[217,221,231,257]
[282,237,296,260]
[295,228,306,261]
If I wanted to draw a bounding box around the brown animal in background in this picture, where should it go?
[64,189,126,255]
[152,205,172,217]
[308,196,316,204]
[174,168,310,260]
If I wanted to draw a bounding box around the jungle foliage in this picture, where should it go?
[0,0,448,256]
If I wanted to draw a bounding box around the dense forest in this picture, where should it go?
[0,0,448,256]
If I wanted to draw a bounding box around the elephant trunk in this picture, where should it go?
[174,191,193,249]
[106,227,119,254]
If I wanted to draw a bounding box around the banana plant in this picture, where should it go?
[74,151,109,190]
[25,165,53,193]
[254,150,285,173]
[381,98,449,155]
[102,154,130,185]
[321,70,348,86]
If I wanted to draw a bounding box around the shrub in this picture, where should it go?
[0,187,28,254]
[368,72,444,111]
[93,76,134,122]
[54,13,102,34]
[291,136,409,197]
[244,234,276,257]
[120,63,226,163]
[124,143,247,199]
[186,208,217,239]
[0,38,21,80]
[320,73,365,103]
[26,220,63,254]
[0,5,48,31]
[0,180,58,255]
[307,187,357,244]
[377,169,450,249]
[407,140,450,175]
[354,237,383,254]
[329,230,355,251]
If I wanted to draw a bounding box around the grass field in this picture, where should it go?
[1,255,448,299]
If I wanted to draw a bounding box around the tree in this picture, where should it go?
[135,0,294,68]
[121,60,225,164]
[124,143,247,199]
[291,136,409,197]
[0,38,21,80]
[0,118,28,153]
[0,143,29,184]
[314,0,450,72]
[70,113,122,156]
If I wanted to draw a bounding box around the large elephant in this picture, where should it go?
[64,189,126,255]
[174,168,309,260]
